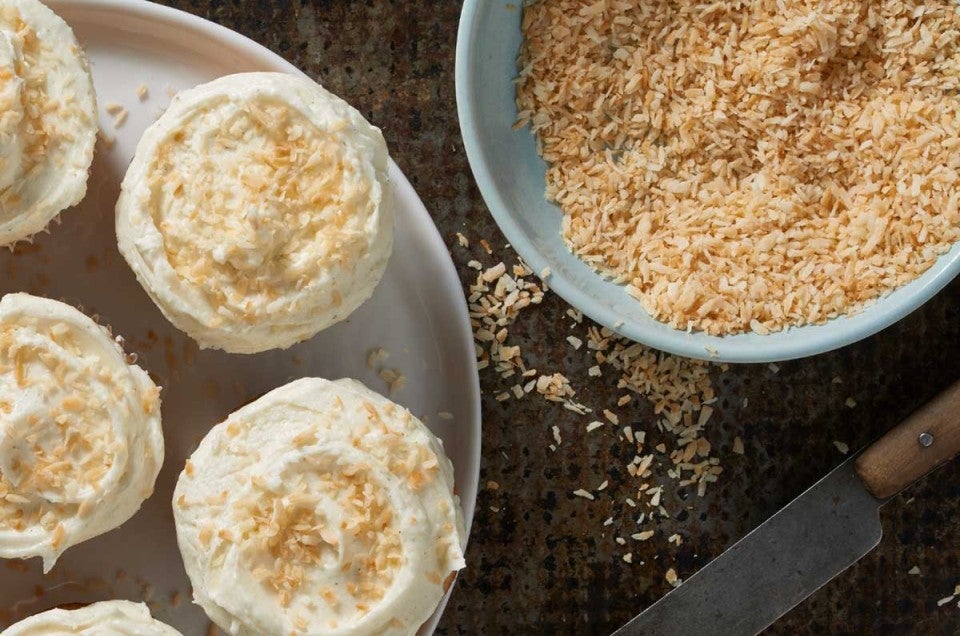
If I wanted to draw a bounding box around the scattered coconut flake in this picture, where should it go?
[112,107,129,128]
[648,487,662,508]
[378,367,406,394]
[665,568,679,587]
[482,262,507,283]
[833,440,850,455]
[97,130,116,150]
[366,347,388,369]
[461,237,727,576]
[697,405,714,427]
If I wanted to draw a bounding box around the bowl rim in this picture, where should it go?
[455,0,960,364]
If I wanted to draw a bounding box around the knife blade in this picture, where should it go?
[613,455,883,635]
[614,378,960,636]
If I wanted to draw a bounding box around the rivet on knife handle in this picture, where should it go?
[855,379,960,499]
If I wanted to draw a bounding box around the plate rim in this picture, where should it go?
[46,0,482,629]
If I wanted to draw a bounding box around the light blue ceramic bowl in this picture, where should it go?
[455,0,960,363]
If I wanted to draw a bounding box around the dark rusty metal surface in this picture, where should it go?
[155,1,960,633]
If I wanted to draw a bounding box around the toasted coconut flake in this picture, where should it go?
[517,0,960,335]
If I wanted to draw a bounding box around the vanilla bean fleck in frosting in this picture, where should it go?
[0,0,97,246]
[1,600,182,635]
[173,378,465,636]
[0,293,164,571]
[116,72,393,354]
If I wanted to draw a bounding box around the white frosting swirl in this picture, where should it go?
[0,0,97,246]
[0,294,164,572]
[116,72,393,354]
[1,600,182,635]
[173,378,465,636]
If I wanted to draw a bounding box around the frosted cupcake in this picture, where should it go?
[173,378,465,636]
[2,600,182,634]
[0,293,164,571]
[0,0,97,246]
[116,72,393,354]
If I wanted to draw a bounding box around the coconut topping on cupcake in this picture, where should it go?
[2,600,183,635]
[116,72,393,354]
[0,0,97,246]
[0,293,164,572]
[173,378,465,636]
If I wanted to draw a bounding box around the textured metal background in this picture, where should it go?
[157,1,960,633]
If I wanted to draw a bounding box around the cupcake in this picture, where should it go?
[2,600,182,634]
[173,378,465,636]
[116,72,393,354]
[0,293,164,572]
[0,0,97,246]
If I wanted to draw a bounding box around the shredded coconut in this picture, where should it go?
[517,0,960,335]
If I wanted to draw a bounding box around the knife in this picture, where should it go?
[613,378,960,636]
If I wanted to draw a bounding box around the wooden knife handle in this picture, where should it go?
[855,379,960,499]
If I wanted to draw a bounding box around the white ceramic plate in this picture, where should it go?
[0,1,480,632]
